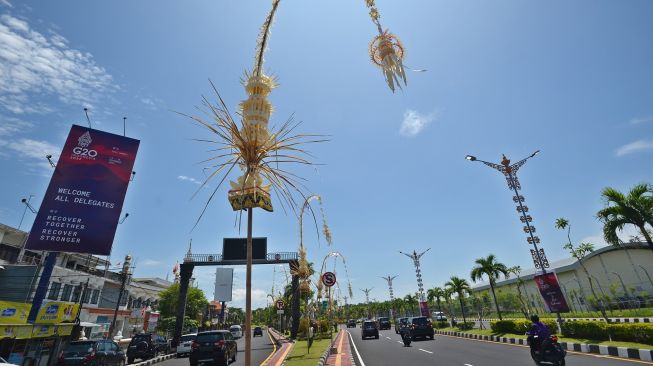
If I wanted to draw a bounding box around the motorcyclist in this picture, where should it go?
[528,314,551,354]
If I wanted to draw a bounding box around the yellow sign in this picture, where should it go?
[0,301,31,325]
[0,325,33,339]
[36,302,78,324]
[32,324,55,338]
[56,324,74,336]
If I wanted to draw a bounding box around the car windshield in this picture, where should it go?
[412,317,428,325]
[197,332,225,342]
[132,334,151,342]
[254,327,261,330]
[230,326,240,331]
[65,342,95,353]
[379,317,389,321]
[180,335,195,342]
[399,318,408,324]
[364,322,375,327]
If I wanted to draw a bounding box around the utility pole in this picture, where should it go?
[109,255,132,338]
[72,278,90,340]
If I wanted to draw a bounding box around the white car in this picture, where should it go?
[0,357,18,366]
[230,325,243,339]
[432,311,447,321]
[176,333,196,357]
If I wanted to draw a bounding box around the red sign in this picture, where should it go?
[419,301,430,317]
[321,272,336,287]
[275,300,284,310]
[25,125,139,255]
[534,272,570,313]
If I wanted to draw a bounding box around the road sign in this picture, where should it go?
[277,310,284,315]
[275,300,284,310]
[321,272,336,287]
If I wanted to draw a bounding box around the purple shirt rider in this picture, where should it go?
[532,321,551,339]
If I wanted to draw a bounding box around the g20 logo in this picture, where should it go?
[72,147,98,157]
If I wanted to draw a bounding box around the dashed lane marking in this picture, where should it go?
[419,349,433,354]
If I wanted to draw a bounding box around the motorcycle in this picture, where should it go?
[401,330,412,347]
[526,333,567,366]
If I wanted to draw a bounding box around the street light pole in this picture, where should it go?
[399,249,430,312]
[109,255,132,339]
[380,275,398,318]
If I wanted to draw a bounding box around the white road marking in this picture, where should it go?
[464,364,474,366]
[419,349,433,354]
[386,337,392,340]
[347,330,366,366]
[397,341,403,344]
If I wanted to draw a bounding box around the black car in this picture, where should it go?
[346,319,357,328]
[407,316,434,340]
[395,317,409,334]
[361,320,379,339]
[253,327,263,337]
[377,317,391,330]
[127,334,169,363]
[58,340,125,366]
[190,330,237,366]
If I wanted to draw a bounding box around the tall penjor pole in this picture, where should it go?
[380,275,398,318]
[399,249,430,303]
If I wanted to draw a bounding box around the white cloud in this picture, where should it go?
[0,137,60,171]
[615,140,653,157]
[177,175,203,185]
[630,116,653,125]
[0,14,115,114]
[231,288,269,308]
[141,259,161,266]
[581,226,642,247]
[0,0,12,8]
[399,109,434,137]
[0,116,32,135]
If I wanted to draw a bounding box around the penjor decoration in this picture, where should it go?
[364,0,408,92]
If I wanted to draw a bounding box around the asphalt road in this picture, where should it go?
[157,332,275,366]
[347,327,646,366]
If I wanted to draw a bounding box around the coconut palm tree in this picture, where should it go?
[403,294,418,316]
[597,183,653,251]
[427,287,446,315]
[445,276,471,324]
[470,254,509,320]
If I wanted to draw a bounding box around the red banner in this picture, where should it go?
[25,125,139,255]
[534,272,570,313]
[419,301,430,317]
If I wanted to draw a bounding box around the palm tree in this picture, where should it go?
[556,217,610,323]
[470,254,509,320]
[443,287,455,318]
[597,183,653,251]
[427,287,446,315]
[403,294,418,316]
[445,276,471,324]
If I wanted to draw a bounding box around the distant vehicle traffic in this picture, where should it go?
[190,330,237,366]
[176,334,196,358]
[229,325,243,339]
[361,320,379,339]
[347,319,357,328]
[59,340,125,366]
[432,311,447,321]
[395,317,409,334]
[253,326,263,337]
[127,334,168,364]
[407,316,435,340]
[377,317,391,330]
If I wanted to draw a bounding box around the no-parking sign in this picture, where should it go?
[321,272,336,287]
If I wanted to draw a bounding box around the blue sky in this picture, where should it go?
[0,0,652,309]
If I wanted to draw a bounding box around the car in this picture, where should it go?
[58,340,125,366]
[0,356,16,366]
[126,333,169,364]
[361,320,379,340]
[189,330,237,366]
[407,316,435,340]
[253,326,263,337]
[229,325,243,339]
[432,311,447,321]
[395,317,409,334]
[377,317,391,330]
[346,319,357,328]
[175,333,196,358]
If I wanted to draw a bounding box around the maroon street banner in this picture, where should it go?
[25,125,140,256]
[419,301,430,317]
[534,272,570,313]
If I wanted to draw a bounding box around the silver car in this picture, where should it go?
[176,334,196,357]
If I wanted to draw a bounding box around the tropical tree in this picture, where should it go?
[158,283,209,320]
[403,294,418,316]
[470,254,509,320]
[391,297,404,319]
[597,183,653,251]
[427,287,446,315]
[443,287,455,317]
[445,276,471,324]
[555,217,609,322]
[507,266,531,318]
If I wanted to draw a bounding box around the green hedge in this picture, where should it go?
[434,321,449,329]
[561,321,653,345]
[456,322,475,331]
[490,319,558,334]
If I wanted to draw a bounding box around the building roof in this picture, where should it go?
[471,242,648,291]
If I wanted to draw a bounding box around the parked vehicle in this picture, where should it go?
[377,317,391,330]
[361,320,379,339]
[0,357,16,366]
[346,319,357,328]
[189,330,237,366]
[126,334,168,364]
[58,340,125,366]
[407,316,434,340]
[395,317,409,334]
[229,325,243,339]
[253,327,263,337]
[175,334,196,358]
[432,311,447,321]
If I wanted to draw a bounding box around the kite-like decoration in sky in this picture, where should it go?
[364,0,407,92]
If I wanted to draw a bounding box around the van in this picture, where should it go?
[229,325,243,339]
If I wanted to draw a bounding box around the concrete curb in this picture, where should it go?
[477,317,653,323]
[316,344,332,366]
[129,353,175,366]
[435,330,653,362]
